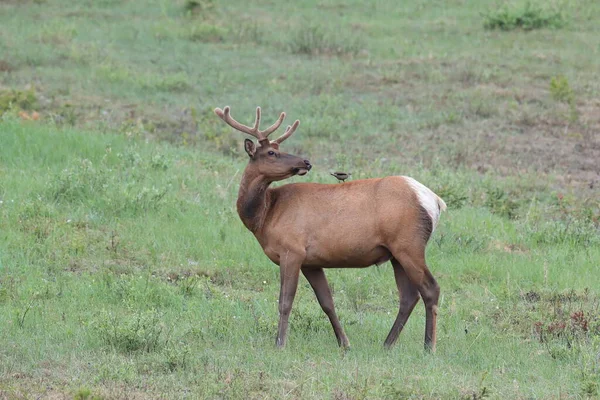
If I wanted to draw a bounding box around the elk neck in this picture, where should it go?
[236,166,274,233]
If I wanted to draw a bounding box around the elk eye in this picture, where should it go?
[268,151,275,156]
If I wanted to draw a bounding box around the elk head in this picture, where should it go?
[214,106,311,181]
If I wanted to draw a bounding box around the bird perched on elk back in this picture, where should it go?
[214,106,446,351]
[330,171,351,183]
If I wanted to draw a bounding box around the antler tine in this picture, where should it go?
[253,107,261,133]
[214,106,290,141]
[271,120,300,145]
[214,106,263,140]
[260,112,286,138]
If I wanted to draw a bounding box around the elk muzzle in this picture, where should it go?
[294,159,312,176]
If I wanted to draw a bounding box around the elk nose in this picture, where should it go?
[304,159,312,170]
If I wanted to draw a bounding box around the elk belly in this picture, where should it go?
[303,243,392,269]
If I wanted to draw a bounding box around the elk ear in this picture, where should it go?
[270,142,280,150]
[244,139,256,157]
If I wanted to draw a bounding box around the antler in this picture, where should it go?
[270,119,300,146]
[214,106,286,142]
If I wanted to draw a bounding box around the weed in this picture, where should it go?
[483,2,565,31]
[287,24,363,57]
[49,103,78,126]
[16,199,55,242]
[50,158,107,202]
[124,185,170,213]
[468,95,497,119]
[95,308,168,353]
[582,378,599,398]
[289,306,328,335]
[74,388,103,400]
[0,88,37,114]
[550,76,575,104]
[184,0,215,17]
[178,275,199,297]
[149,153,170,170]
[435,183,468,209]
[485,187,520,219]
[550,75,578,122]
[251,308,277,336]
[162,342,191,372]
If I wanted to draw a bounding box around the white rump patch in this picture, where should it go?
[401,176,447,231]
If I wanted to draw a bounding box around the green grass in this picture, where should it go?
[1,0,599,398]
[1,120,599,399]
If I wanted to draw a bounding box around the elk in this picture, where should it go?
[214,106,446,351]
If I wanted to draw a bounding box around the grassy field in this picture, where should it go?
[1,0,599,398]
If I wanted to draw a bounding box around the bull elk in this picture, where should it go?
[214,106,446,351]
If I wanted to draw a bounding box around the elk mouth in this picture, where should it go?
[293,160,311,176]
[294,168,309,176]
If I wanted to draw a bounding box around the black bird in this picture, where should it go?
[330,172,351,183]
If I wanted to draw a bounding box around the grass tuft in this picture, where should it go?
[483,2,566,31]
[183,0,215,17]
[185,23,226,43]
[95,309,168,354]
[287,23,364,56]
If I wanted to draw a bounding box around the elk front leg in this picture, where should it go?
[276,259,301,348]
[302,267,350,349]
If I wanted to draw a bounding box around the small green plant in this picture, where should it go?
[483,2,565,31]
[0,88,37,114]
[184,0,215,17]
[550,75,578,122]
[50,158,108,202]
[436,183,468,209]
[74,388,103,400]
[50,103,78,126]
[162,342,191,372]
[178,275,199,297]
[550,76,574,104]
[95,308,167,353]
[485,187,520,219]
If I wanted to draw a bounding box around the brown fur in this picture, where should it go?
[215,106,444,351]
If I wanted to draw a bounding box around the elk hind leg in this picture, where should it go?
[393,250,440,352]
[302,267,350,349]
[383,258,421,349]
